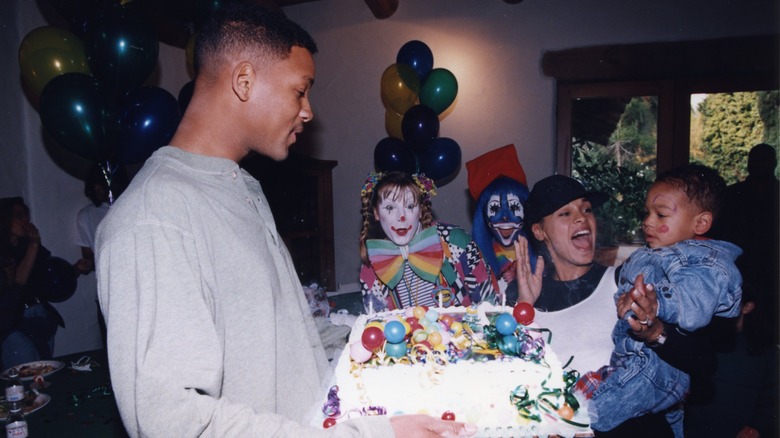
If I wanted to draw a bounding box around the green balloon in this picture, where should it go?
[39,73,113,162]
[419,68,458,115]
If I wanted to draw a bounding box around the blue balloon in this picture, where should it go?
[495,313,519,336]
[418,137,462,184]
[384,320,406,344]
[374,137,418,173]
[397,40,434,83]
[115,86,181,165]
[401,104,439,149]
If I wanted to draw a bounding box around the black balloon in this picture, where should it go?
[39,72,112,162]
[374,137,417,174]
[178,81,194,114]
[39,257,78,303]
[115,86,181,165]
[401,104,439,149]
[418,137,462,184]
[84,11,159,96]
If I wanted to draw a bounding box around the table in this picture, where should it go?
[24,349,128,438]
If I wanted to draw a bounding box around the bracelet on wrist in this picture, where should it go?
[648,327,667,347]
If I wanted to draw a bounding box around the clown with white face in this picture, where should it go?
[374,185,422,247]
[359,171,497,312]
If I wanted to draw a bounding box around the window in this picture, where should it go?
[543,35,778,247]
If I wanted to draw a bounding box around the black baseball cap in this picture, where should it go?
[524,175,609,226]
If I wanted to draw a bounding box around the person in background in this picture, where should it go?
[95,2,475,437]
[514,174,721,437]
[75,163,129,275]
[74,163,128,347]
[359,171,497,312]
[577,164,742,436]
[0,197,83,369]
[719,143,779,345]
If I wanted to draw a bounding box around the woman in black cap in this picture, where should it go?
[513,174,717,437]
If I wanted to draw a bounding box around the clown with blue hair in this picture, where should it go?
[466,145,535,306]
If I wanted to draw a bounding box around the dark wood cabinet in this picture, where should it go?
[241,152,337,291]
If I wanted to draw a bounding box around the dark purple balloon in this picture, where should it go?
[374,137,418,174]
[401,104,439,149]
[39,257,78,303]
[115,86,181,165]
[396,40,434,83]
[418,137,462,184]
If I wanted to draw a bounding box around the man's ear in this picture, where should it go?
[232,62,254,102]
[531,223,545,241]
[693,211,713,236]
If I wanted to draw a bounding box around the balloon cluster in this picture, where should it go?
[19,1,183,183]
[349,302,540,365]
[375,41,462,186]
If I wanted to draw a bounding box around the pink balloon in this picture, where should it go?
[350,341,373,363]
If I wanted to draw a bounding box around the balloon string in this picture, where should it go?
[100,160,116,205]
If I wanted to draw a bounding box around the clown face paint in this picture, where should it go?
[487,192,524,246]
[375,186,422,246]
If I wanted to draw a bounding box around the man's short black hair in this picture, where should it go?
[194,0,318,77]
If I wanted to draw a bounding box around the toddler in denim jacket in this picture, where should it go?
[579,164,742,436]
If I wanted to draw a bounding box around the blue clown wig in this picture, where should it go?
[472,176,536,277]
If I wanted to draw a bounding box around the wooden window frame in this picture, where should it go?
[543,35,779,176]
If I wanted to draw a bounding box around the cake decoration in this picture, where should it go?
[320,302,590,436]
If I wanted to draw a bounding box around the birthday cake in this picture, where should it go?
[318,302,590,437]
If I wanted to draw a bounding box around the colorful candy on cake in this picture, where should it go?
[319,302,590,437]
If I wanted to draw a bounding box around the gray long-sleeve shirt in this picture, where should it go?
[96,146,393,437]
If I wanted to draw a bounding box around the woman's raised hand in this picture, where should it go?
[514,235,543,305]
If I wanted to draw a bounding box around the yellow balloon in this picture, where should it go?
[385,109,404,140]
[18,30,90,99]
[380,63,419,114]
[18,26,85,64]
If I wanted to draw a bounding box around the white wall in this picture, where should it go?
[3,0,777,356]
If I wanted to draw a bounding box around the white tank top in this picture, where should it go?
[534,266,618,374]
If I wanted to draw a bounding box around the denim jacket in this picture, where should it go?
[617,238,742,331]
[588,239,742,433]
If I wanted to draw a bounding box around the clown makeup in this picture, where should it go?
[487,192,525,246]
[375,186,422,246]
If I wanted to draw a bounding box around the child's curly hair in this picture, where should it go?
[359,171,436,265]
[655,163,726,220]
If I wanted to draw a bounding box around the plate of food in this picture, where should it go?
[1,360,65,381]
[0,392,51,420]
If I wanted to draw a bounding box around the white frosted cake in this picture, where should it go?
[317,303,591,437]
